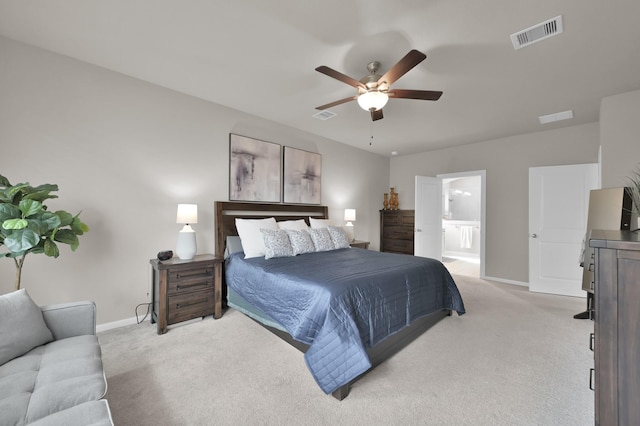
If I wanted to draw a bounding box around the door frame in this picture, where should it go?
[437,170,486,278]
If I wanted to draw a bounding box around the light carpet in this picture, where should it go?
[99,275,594,425]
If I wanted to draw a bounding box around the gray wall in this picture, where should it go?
[0,36,389,324]
[601,89,640,188]
[390,123,601,283]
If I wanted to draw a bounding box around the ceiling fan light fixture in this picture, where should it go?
[357,90,388,111]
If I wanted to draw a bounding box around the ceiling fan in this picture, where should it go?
[315,49,443,121]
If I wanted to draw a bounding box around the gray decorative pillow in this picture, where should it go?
[308,227,335,252]
[0,289,53,365]
[224,236,244,259]
[327,226,351,249]
[286,229,315,255]
[261,228,294,259]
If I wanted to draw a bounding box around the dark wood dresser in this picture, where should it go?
[380,209,414,255]
[150,254,222,334]
[589,230,640,425]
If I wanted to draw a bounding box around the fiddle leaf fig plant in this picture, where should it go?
[0,174,89,290]
[626,166,640,220]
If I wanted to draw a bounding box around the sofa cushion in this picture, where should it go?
[0,289,53,365]
[27,400,113,426]
[0,335,107,425]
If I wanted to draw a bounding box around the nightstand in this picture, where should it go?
[350,240,370,249]
[150,254,222,335]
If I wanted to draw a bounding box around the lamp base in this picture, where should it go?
[344,224,355,242]
[176,227,197,260]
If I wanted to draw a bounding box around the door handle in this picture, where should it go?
[530,234,537,238]
[415,229,422,232]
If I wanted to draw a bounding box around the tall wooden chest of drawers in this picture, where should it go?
[150,254,222,334]
[380,209,415,255]
[589,230,640,425]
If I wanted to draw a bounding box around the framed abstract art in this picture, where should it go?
[283,146,321,204]
[229,134,281,202]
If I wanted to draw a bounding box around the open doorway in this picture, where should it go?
[439,171,485,278]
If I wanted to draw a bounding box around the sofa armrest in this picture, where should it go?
[41,301,97,340]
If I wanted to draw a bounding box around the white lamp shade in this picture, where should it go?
[177,204,198,224]
[357,91,388,111]
[344,209,356,242]
[344,209,356,222]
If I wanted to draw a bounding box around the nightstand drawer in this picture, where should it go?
[168,289,214,324]
[168,265,214,295]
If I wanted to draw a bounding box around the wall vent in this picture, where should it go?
[313,110,336,120]
[511,15,563,50]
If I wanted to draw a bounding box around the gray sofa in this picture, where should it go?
[0,289,113,426]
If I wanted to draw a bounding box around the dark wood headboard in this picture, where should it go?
[215,201,329,257]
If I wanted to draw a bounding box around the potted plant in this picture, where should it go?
[626,167,640,230]
[0,174,89,290]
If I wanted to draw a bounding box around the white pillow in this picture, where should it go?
[309,217,332,229]
[261,229,294,259]
[277,219,309,231]
[286,229,316,255]
[308,228,335,251]
[235,217,278,258]
[327,226,351,249]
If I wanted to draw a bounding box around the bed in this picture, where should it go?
[215,201,465,400]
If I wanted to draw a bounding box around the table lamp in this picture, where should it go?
[176,203,197,260]
[344,208,356,242]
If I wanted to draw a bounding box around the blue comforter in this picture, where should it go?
[225,248,465,394]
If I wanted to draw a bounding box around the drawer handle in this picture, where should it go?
[176,298,208,309]
[589,333,594,351]
[588,263,594,272]
[176,281,210,290]
[589,368,595,391]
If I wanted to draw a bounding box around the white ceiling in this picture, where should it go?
[1,0,639,156]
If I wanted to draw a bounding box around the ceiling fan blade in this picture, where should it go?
[388,89,443,101]
[315,66,366,89]
[315,95,358,110]
[377,50,427,87]
[371,109,384,121]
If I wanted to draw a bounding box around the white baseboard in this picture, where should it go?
[481,275,529,287]
[97,316,145,333]
[96,315,209,333]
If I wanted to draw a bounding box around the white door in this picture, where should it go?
[415,176,442,260]
[529,164,599,296]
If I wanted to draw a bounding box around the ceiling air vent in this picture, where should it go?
[313,110,336,120]
[510,15,563,50]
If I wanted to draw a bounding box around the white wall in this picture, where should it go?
[0,36,389,324]
[390,123,601,283]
